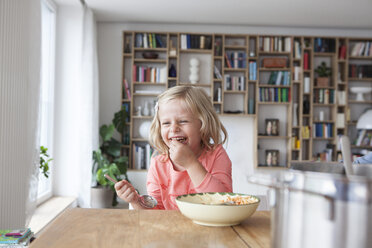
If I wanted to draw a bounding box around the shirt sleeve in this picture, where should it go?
[353,152,372,164]
[146,157,165,209]
[194,145,232,193]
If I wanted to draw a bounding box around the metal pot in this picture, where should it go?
[248,163,372,248]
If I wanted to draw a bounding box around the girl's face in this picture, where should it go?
[158,98,203,156]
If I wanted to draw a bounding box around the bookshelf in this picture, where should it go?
[121,31,372,170]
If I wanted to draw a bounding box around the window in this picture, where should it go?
[38,0,56,204]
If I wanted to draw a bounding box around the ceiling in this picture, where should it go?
[55,0,372,29]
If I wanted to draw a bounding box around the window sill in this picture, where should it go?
[29,196,77,237]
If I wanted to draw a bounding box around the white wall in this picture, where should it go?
[96,22,372,196]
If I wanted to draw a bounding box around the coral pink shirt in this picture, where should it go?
[146,144,232,210]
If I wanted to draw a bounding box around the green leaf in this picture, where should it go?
[40,146,53,178]
[100,124,115,142]
[102,138,122,158]
[113,108,127,134]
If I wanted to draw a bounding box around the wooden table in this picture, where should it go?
[30,208,271,248]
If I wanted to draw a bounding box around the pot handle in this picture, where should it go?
[248,175,335,220]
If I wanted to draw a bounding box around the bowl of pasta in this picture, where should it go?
[175,192,260,226]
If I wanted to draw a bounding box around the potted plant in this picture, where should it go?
[91,107,129,208]
[315,62,332,87]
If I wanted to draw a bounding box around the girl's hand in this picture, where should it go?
[114,180,139,204]
[169,140,198,169]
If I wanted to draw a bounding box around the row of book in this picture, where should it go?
[338,45,347,59]
[337,91,346,105]
[291,135,301,149]
[132,65,167,83]
[180,34,211,50]
[303,52,310,70]
[135,33,165,48]
[349,64,372,78]
[224,52,247,69]
[293,66,301,81]
[293,40,301,59]
[314,38,335,53]
[354,129,372,147]
[123,79,131,100]
[132,143,153,170]
[0,228,33,247]
[301,126,311,139]
[249,61,257,80]
[224,75,245,91]
[336,113,345,128]
[350,42,372,57]
[260,37,292,53]
[313,89,335,104]
[266,71,291,86]
[313,123,333,138]
[259,88,290,102]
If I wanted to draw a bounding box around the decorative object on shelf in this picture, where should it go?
[248,99,255,114]
[142,52,158,59]
[124,37,131,53]
[150,100,156,116]
[169,64,177,77]
[304,77,310,93]
[292,103,298,126]
[303,100,310,114]
[266,150,279,166]
[135,106,142,116]
[319,110,324,121]
[356,108,372,130]
[314,62,331,87]
[169,40,177,56]
[265,119,279,136]
[143,101,151,116]
[189,58,200,84]
[214,39,221,56]
[349,87,372,101]
[139,121,152,139]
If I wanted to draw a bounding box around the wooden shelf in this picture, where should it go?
[179,49,212,53]
[258,135,290,139]
[348,100,372,104]
[134,59,167,63]
[123,32,372,169]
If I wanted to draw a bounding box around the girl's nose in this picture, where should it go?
[170,122,180,132]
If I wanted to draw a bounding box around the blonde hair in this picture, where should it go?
[149,85,228,155]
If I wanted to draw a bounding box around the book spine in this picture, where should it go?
[124,79,131,100]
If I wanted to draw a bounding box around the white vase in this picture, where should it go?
[143,101,150,116]
[189,58,200,84]
[139,121,152,139]
[293,103,298,126]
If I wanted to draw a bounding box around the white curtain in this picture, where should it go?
[0,0,41,228]
[78,5,99,207]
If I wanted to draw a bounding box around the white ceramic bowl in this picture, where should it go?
[350,87,372,101]
[176,192,260,226]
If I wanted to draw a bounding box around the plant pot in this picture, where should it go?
[316,77,329,87]
[90,186,113,208]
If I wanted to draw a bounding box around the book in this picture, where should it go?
[224,53,232,68]
[123,79,131,100]
[0,229,31,244]
[214,65,222,79]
